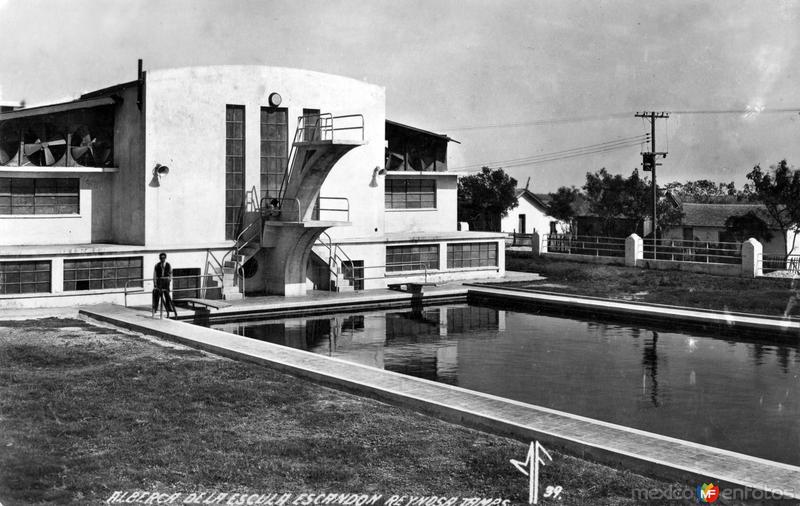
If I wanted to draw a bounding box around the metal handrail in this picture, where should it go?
[277,113,365,202]
[360,262,431,284]
[316,196,350,222]
[123,274,224,308]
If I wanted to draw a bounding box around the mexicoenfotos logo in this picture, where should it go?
[696,483,720,503]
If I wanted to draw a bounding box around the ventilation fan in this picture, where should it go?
[0,121,19,165]
[69,125,112,167]
[22,125,66,166]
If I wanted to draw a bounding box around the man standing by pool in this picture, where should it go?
[152,252,176,317]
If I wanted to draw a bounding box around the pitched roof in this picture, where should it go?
[681,203,778,228]
[515,188,549,210]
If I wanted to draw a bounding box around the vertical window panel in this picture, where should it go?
[225,105,245,240]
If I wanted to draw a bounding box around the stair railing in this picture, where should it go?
[316,231,356,290]
[275,113,365,205]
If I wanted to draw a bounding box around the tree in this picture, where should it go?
[457,166,518,231]
[664,179,758,203]
[746,160,800,258]
[547,186,580,234]
[724,211,774,243]
[582,168,650,235]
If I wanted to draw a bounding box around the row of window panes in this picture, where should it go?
[226,105,245,240]
[0,261,51,294]
[385,179,436,209]
[261,107,288,201]
[447,243,497,268]
[63,257,142,291]
[386,245,439,272]
[0,178,79,215]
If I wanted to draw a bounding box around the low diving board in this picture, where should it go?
[387,282,437,294]
[179,298,232,310]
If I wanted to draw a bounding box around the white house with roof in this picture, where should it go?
[500,187,566,236]
[0,63,505,308]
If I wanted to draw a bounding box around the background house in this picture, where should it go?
[500,187,568,235]
[661,201,798,257]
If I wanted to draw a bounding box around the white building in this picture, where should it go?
[0,64,505,308]
[501,188,565,235]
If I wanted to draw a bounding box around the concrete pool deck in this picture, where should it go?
[80,295,800,500]
[468,284,800,338]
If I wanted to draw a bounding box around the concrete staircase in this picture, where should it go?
[219,260,243,301]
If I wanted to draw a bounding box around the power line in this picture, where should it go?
[440,112,634,131]
[451,134,648,171]
[436,107,800,132]
[449,135,648,172]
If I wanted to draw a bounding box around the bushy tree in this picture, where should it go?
[724,211,774,243]
[664,179,757,203]
[583,168,650,235]
[547,186,580,234]
[457,166,518,231]
[746,160,800,257]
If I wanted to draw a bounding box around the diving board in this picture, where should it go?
[179,298,232,310]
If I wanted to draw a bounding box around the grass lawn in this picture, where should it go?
[0,317,702,506]
[506,253,800,317]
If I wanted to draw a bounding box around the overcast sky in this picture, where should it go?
[1,0,799,192]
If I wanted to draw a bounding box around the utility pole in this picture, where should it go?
[635,111,669,258]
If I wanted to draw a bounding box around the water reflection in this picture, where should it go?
[642,331,660,407]
[206,304,800,466]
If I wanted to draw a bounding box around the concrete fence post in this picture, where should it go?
[741,238,762,277]
[625,234,643,267]
[531,232,547,256]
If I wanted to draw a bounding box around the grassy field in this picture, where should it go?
[0,317,706,506]
[506,253,800,317]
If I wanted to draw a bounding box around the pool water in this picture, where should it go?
[205,303,800,465]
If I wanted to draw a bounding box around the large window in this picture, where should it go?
[385,178,436,209]
[386,244,439,272]
[0,261,51,294]
[63,257,142,291]
[0,177,79,215]
[447,242,497,268]
[260,107,288,202]
[226,105,245,240]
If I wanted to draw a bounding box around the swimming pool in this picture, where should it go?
[201,303,800,466]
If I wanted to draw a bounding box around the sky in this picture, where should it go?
[1,0,799,192]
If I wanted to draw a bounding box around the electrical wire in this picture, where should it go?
[449,136,648,172]
[435,107,800,133]
[451,134,648,171]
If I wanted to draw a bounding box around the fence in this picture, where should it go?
[530,233,769,278]
[547,234,626,258]
[762,255,800,274]
[642,239,742,264]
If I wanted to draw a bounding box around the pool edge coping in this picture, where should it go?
[79,301,800,500]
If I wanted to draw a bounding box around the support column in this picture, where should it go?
[741,238,762,278]
[625,234,643,267]
[531,232,547,256]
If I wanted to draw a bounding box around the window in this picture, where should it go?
[226,105,245,240]
[386,244,439,272]
[302,108,321,142]
[0,261,50,294]
[260,107,288,202]
[0,177,79,215]
[63,257,142,291]
[385,178,436,209]
[447,242,497,268]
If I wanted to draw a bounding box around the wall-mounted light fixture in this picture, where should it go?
[150,163,170,187]
[369,165,385,188]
